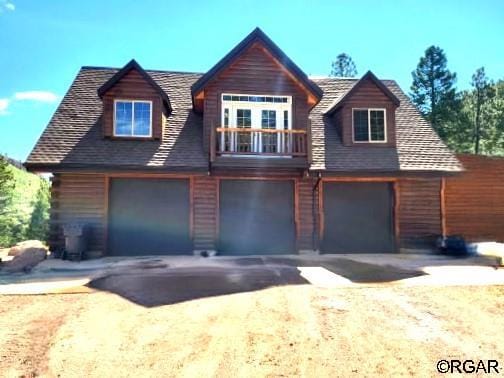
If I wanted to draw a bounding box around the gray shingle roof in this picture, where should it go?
[309,77,462,172]
[26,68,461,173]
[26,68,208,171]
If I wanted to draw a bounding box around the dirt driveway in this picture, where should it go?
[1,258,503,377]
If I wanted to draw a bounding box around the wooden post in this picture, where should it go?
[307,118,313,164]
[440,177,447,237]
[393,180,400,252]
[210,122,216,162]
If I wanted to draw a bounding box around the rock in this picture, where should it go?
[2,241,48,273]
[8,240,47,256]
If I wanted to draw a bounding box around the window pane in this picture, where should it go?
[283,110,289,130]
[237,109,251,128]
[353,110,369,142]
[370,110,385,141]
[224,108,229,127]
[133,102,151,136]
[115,101,133,135]
[261,110,276,129]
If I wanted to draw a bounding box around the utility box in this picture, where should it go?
[62,223,88,261]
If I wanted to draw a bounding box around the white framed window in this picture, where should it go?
[352,108,387,143]
[114,100,152,137]
[221,94,292,154]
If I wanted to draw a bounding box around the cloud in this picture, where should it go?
[14,91,59,103]
[0,99,9,115]
[0,0,15,12]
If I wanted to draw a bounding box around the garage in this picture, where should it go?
[108,178,192,256]
[321,182,396,253]
[219,180,296,255]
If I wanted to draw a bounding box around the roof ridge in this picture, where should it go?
[81,66,204,75]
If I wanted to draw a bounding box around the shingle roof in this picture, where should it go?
[309,77,462,172]
[26,67,208,171]
[26,68,461,173]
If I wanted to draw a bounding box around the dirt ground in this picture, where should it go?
[1,265,503,378]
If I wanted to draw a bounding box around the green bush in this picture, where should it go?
[0,156,50,248]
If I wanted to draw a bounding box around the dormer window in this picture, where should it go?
[114,100,152,137]
[352,108,386,143]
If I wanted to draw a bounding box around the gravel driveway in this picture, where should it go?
[1,257,503,377]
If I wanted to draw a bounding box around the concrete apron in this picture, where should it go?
[0,253,503,295]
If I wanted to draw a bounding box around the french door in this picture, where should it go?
[221,95,292,155]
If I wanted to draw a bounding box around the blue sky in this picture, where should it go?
[1,0,503,161]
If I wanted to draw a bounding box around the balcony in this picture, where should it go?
[210,126,311,169]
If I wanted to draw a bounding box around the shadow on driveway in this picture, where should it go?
[87,257,426,307]
[87,266,308,307]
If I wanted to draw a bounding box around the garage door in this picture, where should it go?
[108,179,191,256]
[321,182,395,253]
[219,180,295,255]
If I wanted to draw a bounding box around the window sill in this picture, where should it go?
[108,136,158,141]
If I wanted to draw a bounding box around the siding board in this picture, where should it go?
[445,155,504,241]
[49,173,106,253]
[398,178,441,246]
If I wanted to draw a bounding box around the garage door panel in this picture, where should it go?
[322,182,395,253]
[219,180,295,255]
[109,179,191,256]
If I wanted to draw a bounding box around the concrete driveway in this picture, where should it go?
[0,253,502,297]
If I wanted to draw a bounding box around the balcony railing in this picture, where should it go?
[211,127,309,160]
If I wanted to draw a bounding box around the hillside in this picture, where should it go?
[0,160,50,248]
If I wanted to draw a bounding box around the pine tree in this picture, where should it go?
[410,46,457,138]
[471,67,494,154]
[330,53,358,77]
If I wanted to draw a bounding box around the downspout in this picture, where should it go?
[312,172,322,251]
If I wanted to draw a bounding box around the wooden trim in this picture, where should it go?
[215,178,220,243]
[321,177,398,182]
[318,180,324,242]
[103,175,110,256]
[216,176,296,181]
[307,119,313,165]
[189,176,194,241]
[106,173,199,179]
[294,178,300,249]
[393,181,400,251]
[210,122,216,163]
[216,127,307,134]
[440,177,447,237]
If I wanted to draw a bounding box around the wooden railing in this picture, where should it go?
[213,127,308,158]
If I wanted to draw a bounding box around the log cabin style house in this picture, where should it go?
[26,28,462,257]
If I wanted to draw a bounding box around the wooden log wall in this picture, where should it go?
[192,176,218,250]
[398,178,442,246]
[49,173,107,253]
[445,154,504,242]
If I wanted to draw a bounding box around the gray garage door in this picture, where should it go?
[108,179,191,256]
[219,180,295,255]
[321,182,395,253]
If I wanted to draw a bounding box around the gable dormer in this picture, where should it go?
[325,71,400,147]
[190,27,323,157]
[98,59,172,140]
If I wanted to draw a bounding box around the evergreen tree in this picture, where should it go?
[410,46,457,138]
[330,53,358,77]
[471,67,494,154]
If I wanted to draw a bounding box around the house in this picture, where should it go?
[25,28,462,257]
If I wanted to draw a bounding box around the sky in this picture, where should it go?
[1,0,503,161]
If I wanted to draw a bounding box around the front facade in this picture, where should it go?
[26,28,462,257]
